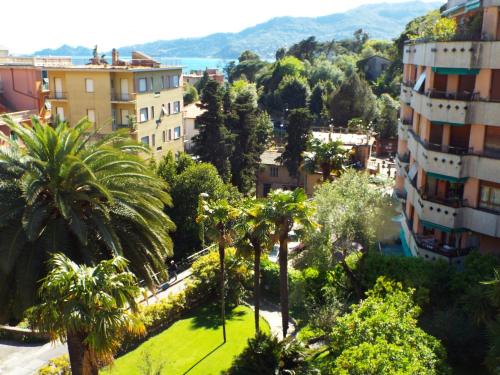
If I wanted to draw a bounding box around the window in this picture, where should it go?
[139,107,149,122]
[168,129,172,141]
[161,104,167,117]
[172,101,180,114]
[479,184,500,213]
[85,79,94,93]
[168,103,172,115]
[162,131,166,143]
[270,166,279,177]
[152,134,156,147]
[150,77,154,91]
[174,126,181,140]
[151,106,155,119]
[172,75,179,88]
[87,109,96,123]
[138,78,147,93]
[140,136,149,145]
[110,79,114,89]
[56,107,65,121]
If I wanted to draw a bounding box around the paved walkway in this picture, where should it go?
[255,299,296,338]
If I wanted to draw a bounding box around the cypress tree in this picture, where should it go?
[193,80,234,182]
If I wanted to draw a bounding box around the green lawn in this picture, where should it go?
[105,304,269,375]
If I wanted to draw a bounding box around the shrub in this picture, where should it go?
[37,355,70,375]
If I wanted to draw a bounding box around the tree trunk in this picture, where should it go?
[218,239,227,343]
[279,230,289,338]
[67,332,98,375]
[252,242,262,334]
[321,163,332,182]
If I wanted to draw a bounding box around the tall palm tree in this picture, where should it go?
[28,253,144,375]
[304,138,349,181]
[265,189,315,338]
[198,198,238,343]
[0,117,175,322]
[236,198,275,333]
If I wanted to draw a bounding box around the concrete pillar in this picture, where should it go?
[442,125,451,148]
[482,7,500,40]
[446,75,459,94]
[398,139,408,155]
[396,175,405,190]
[463,177,480,207]
[420,117,431,142]
[469,124,485,154]
[425,66,434,92]
[417,167,426,191]
[474,69,492,100]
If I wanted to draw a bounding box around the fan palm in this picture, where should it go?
[236,198,275,333]
[304,138,349,181]
[197,198,239,343]
[0,116,174,322]
[264,189,315,338]
[28,253,144,375]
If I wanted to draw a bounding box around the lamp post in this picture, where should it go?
[198,192,209,249]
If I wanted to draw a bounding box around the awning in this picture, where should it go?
[431,121,466,127]
[408,162,418,180]
[442,4,465,16]
[414,72,426,92]
[421,220,467,233]
[465,0,481,12]
[432,67,480,75]
[426,172,468,183]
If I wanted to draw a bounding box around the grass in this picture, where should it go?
[105,304,270,375]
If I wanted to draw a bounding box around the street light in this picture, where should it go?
[198,192,209,249]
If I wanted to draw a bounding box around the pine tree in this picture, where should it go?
[193,80,234,182]
[329,72,377,126]
[280,108,313,178]
[228,85,272,194]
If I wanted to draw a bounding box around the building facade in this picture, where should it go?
[45,51,184,158]
[182,102,204,152]
[396,0,500,264]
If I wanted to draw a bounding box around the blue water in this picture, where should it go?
[69,56,233,74]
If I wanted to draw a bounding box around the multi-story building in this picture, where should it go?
[396,0,500,264]
[0,62,52,138]
[183,68,224,86]
[45,51,184,157]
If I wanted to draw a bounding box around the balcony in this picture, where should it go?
[395,154,409,180]
[400,84,413,105]
[111,93,136,102]
[410,90,469,125]
[48,92,68,101]
[408,129,500,183]
[403,40,500,70]
[397,119,411,140]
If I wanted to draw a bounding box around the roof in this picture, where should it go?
[312,131,375,146]
[357,55,391,64]
[260,149,282,166]
[183,103,205,119]
[43,65,182,72]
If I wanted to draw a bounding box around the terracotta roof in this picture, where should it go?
[183,103,205,119]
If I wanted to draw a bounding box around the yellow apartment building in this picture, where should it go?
[46,51,184,157]
[396,0,500,264]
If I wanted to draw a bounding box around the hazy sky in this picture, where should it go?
[4,0,441,54]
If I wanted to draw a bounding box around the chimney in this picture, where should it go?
[112,48,119,66]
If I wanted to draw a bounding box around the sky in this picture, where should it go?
[4,0,441,54]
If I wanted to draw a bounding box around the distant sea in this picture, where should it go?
[69,56,234,73]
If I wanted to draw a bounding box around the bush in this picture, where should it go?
[227,332,314,375]
[38,355,70,375]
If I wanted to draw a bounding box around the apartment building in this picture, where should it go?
[395,0,500,264]
[45,51,184,157]
[0,63,51,138]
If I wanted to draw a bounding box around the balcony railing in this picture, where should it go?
[111,93,136,102]
[112,123,132,131]
[49,92,67,100]
[426,89,478,101]
[409,129,471,156]
[397,153,410,163]
[414,234,474,258]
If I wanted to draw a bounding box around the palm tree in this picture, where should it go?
[28,253,144,375]
[265,189,315,338]
[304,138,349,181]
[0,117,175,322]
[198,198,238,343]
[236,198,275,333]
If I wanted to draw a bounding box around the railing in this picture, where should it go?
[397,153,410,163]
[414,234,474,257]
[111,92,136,101]
[409,128,471,156]
[49,92,67,100]
[402,80,415,87]
[426,89,477,101]
[112,123,131,131]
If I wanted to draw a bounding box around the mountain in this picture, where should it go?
[34,1,442,59]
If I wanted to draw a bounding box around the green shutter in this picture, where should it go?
[432,67,480,75]
[420,220,467,233]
